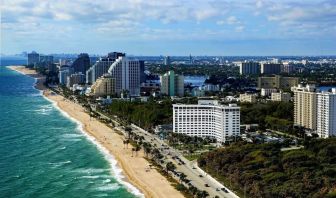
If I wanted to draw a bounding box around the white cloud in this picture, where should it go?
[235,26,244,32]
[216,16,240,25]
[1,0,335,44]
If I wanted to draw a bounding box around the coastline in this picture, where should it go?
[7,66,184,198]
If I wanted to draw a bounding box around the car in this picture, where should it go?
[192,167,196,169]
[221,188,229,193]
[216,188,220,191]
[199,175,203,177]
[204,184,209,187]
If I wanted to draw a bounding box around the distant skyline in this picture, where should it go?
[1,0,336,56]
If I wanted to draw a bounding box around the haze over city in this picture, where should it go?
[1,0,336,55]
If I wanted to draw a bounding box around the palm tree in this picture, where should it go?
[125,139,130,149]
[131,148,135,157]
[165,162,176,173]
[151,148,162,163]
[123,140,126,149]
[125,126,133,139]
[196,190,209,198]
[142,142,152,158]
[135,144,141,157]
[188,186,198,196]
[179,172,187,183]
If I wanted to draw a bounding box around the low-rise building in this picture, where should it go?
[200,84,220,92]
[261,88,278,97]
[91,74,116,97]
[240,93,257,103]
[271,91,291,102]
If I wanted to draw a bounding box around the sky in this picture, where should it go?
[1,0,336,56]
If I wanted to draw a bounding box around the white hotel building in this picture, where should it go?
[173,100,240,143]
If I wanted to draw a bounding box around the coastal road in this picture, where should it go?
[88,108,239,198]
[129,125,240,198]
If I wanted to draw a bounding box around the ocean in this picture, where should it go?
[0,57,139,198]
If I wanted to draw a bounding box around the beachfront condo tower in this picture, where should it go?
[71,53,91,75]
[86,52,125,84]
[91,74,116,97]
[27,51,40,67]
[107,56,141,97]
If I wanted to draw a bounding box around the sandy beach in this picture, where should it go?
[8,66,184,198]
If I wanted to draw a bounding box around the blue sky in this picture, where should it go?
[1,0,336,56]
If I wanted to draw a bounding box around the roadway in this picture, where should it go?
[129,124,240,198]
[68,97,240,198]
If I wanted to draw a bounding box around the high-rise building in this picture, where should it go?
[317,89,336,138]
[27,51,40,66]
[86,52,125,84]
[71,53,90,75]
[258,75,299,89]
[160,70,184,97]
[139,60,146,83]
[91,74,116,97]
[173,100,240,143]
[260,63,282,75]
[281,63,294,73]
[59,70,70,85]
[48,64,57,73]
[292,84,318,130]
[67,73,85,88]
[39,55,54,64]
[271,91,291,102]
[59,59,71,66]
[59,66,72,85]
[163,56,171,66]
[239,61,260,75]
[107,56,141,97]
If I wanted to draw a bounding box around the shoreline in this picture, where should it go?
[7,66,184,198]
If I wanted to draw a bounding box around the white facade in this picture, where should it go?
[59,70,70,85]
[91,74,116,97]
[86,57,115,84]
[173,100,240,143]
[317,89,336,138]
[108,56,141,97]
[261,88,277,97]
[271,92,291,102]
[292,84,318,130]
[239,93,257,103]
[239,61,260,75]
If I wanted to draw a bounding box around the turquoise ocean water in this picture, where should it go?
[0,58,140,198]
